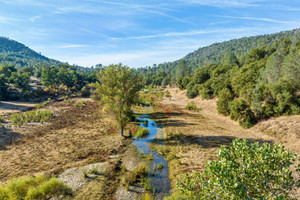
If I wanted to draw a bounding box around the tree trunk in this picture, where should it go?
[121,126,124,137]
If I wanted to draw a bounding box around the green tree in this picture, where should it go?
[161,78,167,88]
[217,88,234,116]
[229,99,255,128]
[10,71,31,93]
[176,139,299,200]
[41,67,58,87]
[94,64,144,136]
[175,60,186,81]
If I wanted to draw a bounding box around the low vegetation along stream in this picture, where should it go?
[134,113,171,199]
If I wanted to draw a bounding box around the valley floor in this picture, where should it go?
[155,87,300,196]
[0,99,131,199]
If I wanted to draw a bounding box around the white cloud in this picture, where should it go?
[57,44,88,48]
[30,15,41,23]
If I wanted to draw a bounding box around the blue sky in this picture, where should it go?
[0,0,300,68]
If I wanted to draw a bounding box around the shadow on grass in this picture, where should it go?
[0,127,22,150]
[152,134,273,148]
[0,101,33,111]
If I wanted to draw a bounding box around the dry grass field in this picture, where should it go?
[0,100,130,183]
[154,87,300,196]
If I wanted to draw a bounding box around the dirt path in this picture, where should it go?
[159,87,300,194]
[0,101,35,115]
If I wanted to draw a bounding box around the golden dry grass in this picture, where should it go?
[0,100,130,183]
[157,87,300,192]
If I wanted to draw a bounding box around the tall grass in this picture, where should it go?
[122,164,149,190]
[0,175,72,200]
[10,110,53,126]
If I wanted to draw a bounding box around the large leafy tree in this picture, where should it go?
[176,139,299,200]
[94,64,144,136]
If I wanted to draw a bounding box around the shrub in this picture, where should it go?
[176,139,299,200]
[135,128,150,138]
[217,88,234,116]
[1,175,72,200]
[229,99,255,128]
[165,90,172,99]
[157,162,164,169]
[186,103,199,112]
[81,86,91,97]
[10,110,53,126]
[0,115,5,123]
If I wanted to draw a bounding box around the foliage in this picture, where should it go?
[135,127,150,138]
[10,110,53,126]
[93,63,144,136]
[229,99,255,128]
[175,139,299,200]
[157,162,164,169]
[217,88,235,116]
[122,163,149,190]
[0,175,72,200]
[186,103,199,112]
[136,29,300,128]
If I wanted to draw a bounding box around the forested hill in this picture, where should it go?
[137,28,300,77]
[0,37,59,68]
[0,37,95,74]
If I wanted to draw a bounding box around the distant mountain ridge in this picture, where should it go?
[137,28,300,76]
[0,37,96,74]
[0,36,60,68]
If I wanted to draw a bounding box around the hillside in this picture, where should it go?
[0,37,94,74]
[137,28,300,76]
[0,37,60,68]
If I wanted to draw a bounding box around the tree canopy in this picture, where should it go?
[93,64,144,136]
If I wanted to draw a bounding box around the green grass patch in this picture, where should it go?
[157,162,164,169]
[186,102,200,112]
[0,175,72,200]
[0,115,5,123]
[10,110,53,127]
[135,127,150,138]
[122,163,150,190]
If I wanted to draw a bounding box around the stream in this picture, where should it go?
[133,113,171,199]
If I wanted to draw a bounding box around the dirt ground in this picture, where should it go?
[158,87,300,195]
[0,101,36,115]
[0,100,130,184]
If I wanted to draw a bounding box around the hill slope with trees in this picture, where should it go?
[137,28,300,128]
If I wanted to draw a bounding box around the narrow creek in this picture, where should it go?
[133,113,171,199]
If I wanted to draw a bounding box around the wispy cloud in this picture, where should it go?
[0,16,17,24]
[177,0,265,7]
[114,27,254,40]
[218,15,292,24]
[30,15,41,23]
[57,44,88,48]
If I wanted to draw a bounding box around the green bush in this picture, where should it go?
[0,115,5,123]
[175,139,299,200]
[229,99,255,128]
[186,103,199,112]
[0,175,72,200]
[217,88,234,116]
[135,127,150,138]
[157,162,164,169]
[10,110,53,126]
